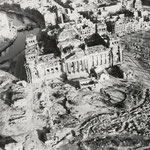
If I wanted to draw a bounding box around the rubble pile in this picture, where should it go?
[26,79,149,150]
[0,68,150,150]
[121,30,150,71]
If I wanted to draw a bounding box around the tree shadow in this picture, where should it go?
[0,135,16,149]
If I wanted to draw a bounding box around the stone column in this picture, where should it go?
[79,60,82,72]
[94,55,97,66]
[96,56,99,66]
[81,60,84,71]
[92,56,94,66]
[87,57,91,72]
[109,48,113,66]
[98,55,100,66]
[71,62,73,73]
[83,60,86,71]
[86,60,89,71]
[61,13,64,24]
[103,53,106,65]
[104,53,107,64]
[77,61,80,72]
[66,63,69,74]
[68,62,72,74]
[119,47,123,63]
[72,62,75,73]
[100,54,103,65]
[74,61,77,73]
[107,53,109,65]
[80,60,82,72]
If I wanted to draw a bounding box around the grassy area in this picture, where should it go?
[121,30,150,74]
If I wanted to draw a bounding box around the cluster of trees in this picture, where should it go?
[106,21,115,33]
[47,5,57,13]
[53,0,74,10]
[47,5,70,24]
[37,31,60,56]
[85,33,109,48]
[144,16,149,21]
[107,65,124,78]
[112,9,134,18]
[79,11,97,23]
[0,3,45,29]
[0,3,22,12]
[24,8,45,29]
[83,0,89,4]
[142,0,150,6]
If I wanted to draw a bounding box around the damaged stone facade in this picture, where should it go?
[24,27,123,83]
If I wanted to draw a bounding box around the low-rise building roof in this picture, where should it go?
[37,54,60,65]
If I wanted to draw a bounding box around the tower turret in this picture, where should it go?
[25,34,40,65]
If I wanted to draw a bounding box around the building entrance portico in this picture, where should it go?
[64,58,89,79]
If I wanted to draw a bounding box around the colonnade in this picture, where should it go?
[64,52,110,75]
[65,59,88,74]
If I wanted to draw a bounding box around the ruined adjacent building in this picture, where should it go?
[24,26,123,83]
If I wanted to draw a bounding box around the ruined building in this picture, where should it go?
[121,0,142,10]
[134,0,142,10]
[24,27,123,83]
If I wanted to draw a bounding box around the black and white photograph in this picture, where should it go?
[0,0,150,149]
